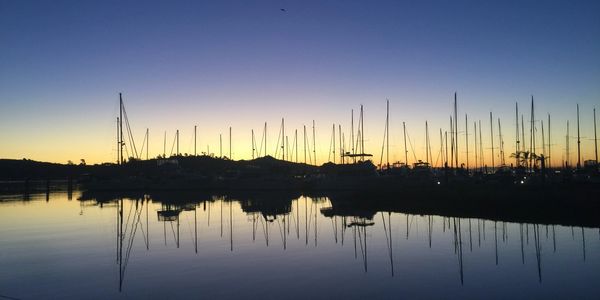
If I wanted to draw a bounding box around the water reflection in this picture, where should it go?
[0,189,599,299]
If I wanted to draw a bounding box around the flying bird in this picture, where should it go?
[280,8,287,12]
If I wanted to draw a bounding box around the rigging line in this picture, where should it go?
[379,120,388,169]
[122,105,139,159]
[169,133,177,157]
[406,132,419,162]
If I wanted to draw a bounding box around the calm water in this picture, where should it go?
[0,189,599,299]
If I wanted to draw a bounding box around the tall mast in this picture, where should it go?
[264,122,267,157]
[450,116,454,168]
[281,118,285,160]
[313,120,316,165]
[594,108,598,165]
[577,104,581,168]
[360,105,365,157]
[332,124,336,164]
[541,120,545,158]
[351,109,355,162]
[498,118,504,165]
[194,125,197,156]
[439,129,444,168]
[479,120,483,172]
[490,112,495,171]
[548,114,551,169]
[530,96,535,171]
[566,121,570,168]
[474,122,478,171]
[425,121,429,163]
[229,126,232,160]
[303,125,307,164]
[445,131,449,167]
[116,118,120,164]
[252,129,255,159]
[220,134,223,158]
[338,125,343,164]
[386,99,390,168]
[521,114,526,156]
[119,93,124,165]
[146,128,149,160]
[403,122,408,166]
[465,114,469,170]
[295,129,299,163]
[176,129,179,156]
[163,131,166,157]
[515,102,520,166]
[454,92,458,168]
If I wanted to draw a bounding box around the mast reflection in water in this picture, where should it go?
[0,189,599,299]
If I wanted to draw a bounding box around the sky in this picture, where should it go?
[1,0,599,166]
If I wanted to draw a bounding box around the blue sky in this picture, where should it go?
[1,0,599,164]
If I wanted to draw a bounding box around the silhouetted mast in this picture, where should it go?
[163,131,166,157]
[251,129,256,159]
[425,121,430,164]
[386,99,390,168]
[566,121,570,168]
[465,114,469,170]
[548,114,551,168]
[313,120,317,165]
[295,129,298,163]
[176,129,179,156]
[515,102,520,166]
[332,123,336,163]
[229,126,232,159]
[220,133,223,158]
[474,122,478,170]
[454,92,459,168]
[479,120,483,172]
[119,93,124,165]
[351,109,355,162]
[530,96,535,171]
[194,125,197,156]
[116,118,120,164]
[303,125,307,163]
[490,112,495,171]
[361,105,365,158]
[577,104,581,169]
[146,128,149,160]
[403,122,408,165]
[594,108,598,165]
[498,118,505,165]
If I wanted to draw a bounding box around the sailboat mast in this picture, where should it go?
[594,108,598,165]
[465,114,469,170]
[403,122,408,166]
[577,104,581,168]
[313,120,316,165]
[425,121,429,164]
[474,122,478,171]
[339,125,343,164]
[498,118,504,165]
[252,129,255,159]
[176,129,179,156]
[163,131,166,157]
[146,128,149,160]
[548,114,551,169]
[530,96,535,171]
[194,125,197,156]
[282,118,285,160]
[220,134,222,158]
[479,120,483,172]
[229,126,232,160]
[386,99,390,168]
[351,109,355,161]
[295,129,299,163]
[360,105,365,157]
[490,112,495,171]
[454,92,458,168]
[119,93,124,165]
[116,118,120,164]
[304,125,307,164]
[566,121,570,168]
[332,123,336,164]
[516,102,520,166]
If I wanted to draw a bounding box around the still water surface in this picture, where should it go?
[0,189,598,299]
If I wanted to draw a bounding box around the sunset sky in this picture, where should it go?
[1,0,599,166]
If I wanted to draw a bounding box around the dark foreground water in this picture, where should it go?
[0,189,599,299]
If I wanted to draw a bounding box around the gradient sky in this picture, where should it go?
[1,0,599,166]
